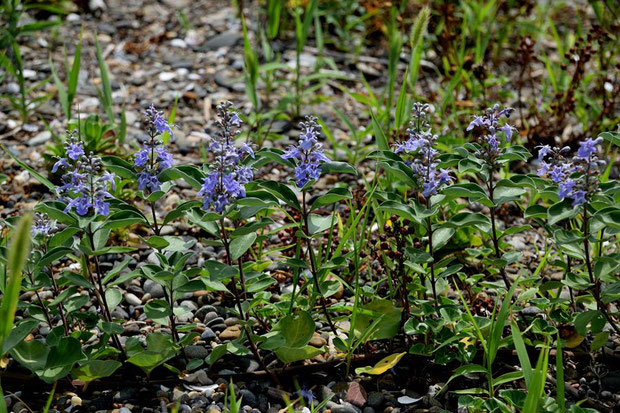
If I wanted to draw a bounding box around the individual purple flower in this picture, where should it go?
[66,142,85,160]
[134,148,149,167]
[558,179,575,199]
[549,165,566,183]
[52,132,116,217]
[52,158,70,173]
[282,116,330,188]
[199,101,254,213]
[138,170,161,192]
[571,190,587,206]
[576,137,603,159]
[393,103,453,198]
[297,387,317,405]
[134,105,175,193]
[537,145,552,162]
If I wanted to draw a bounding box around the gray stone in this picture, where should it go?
[201,327,216,341]
[204,31,241,50]
[28,131,51,146]
[367,392,384,408]
[125,293,142,306]
[144,279,165,298]
[238,390,256,407]
[184,345,209,360]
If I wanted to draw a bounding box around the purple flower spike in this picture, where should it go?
[393,103,452,198]
[282,116,330,188]
[52,131,116,217]
[31,212,56,238]
[466,104,515,163]
[199,101,254,213]
[538,137,606,207]
[134,105,175,193]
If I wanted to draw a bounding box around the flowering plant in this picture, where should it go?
[52,132,116,216]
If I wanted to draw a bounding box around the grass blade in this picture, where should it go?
[0,213,33,346]
[556,333,565,411]
[94,32,115,125]
[1,145,55,190]
[488,278,517,365]
[511,321,532,388]
[66,26,83,119]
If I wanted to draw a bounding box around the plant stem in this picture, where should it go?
[27,271,54,330]
[150,202,160,235]
[425,198,438,308]
[487,180,511,289]
[302,191,337,335]
[219,219,274,378]
[582,205,620,334]
[86,225,124,353]
[162,283,180,343]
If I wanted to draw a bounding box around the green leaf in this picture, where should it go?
[488,281,517,365]
[229,232,256,261]
[0,214,32,351]
[256,180,301,210]
[2,319,38,354]
[277,311,315,348]
[105,288,123,313]
[443,183,491,206]
[10,339,49,374]
[274,345,324,364]
[493,179,526,206]
[320,161,357,175]
[370,109,389,151]
[573,310,605,335]
[446,212,491,233]
[377,201,418,223]
[432,227,454,250]
[522,345,549,413]
[599,131,620,147]
[144,300,172,321]
[591,331,609,352]
[307,214,333,234]
[511,322,532,388]
[46,336,86,369]
[547,199,578,225]
[71,360,121,384]
[353,299,402,341]
[159,166,205,190]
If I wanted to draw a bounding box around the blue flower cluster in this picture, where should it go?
[467,104,515,161]
[52,133,116,216]
[31,212,56,238]
[281,116,330,188]
[198,101,254,213]
[537,137,605,206]
[394,103,452,198]
[134,105,174,192]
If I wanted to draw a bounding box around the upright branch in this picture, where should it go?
[134,104,175,235]
[52,133,124,351]
[466,104,515,289]
[282,116,337,334]
[197,102,272,370]
[393,103,453,306]
[537,137,620,334]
